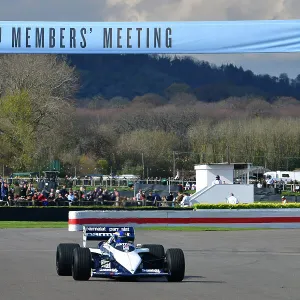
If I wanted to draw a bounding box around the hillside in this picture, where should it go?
[1,54,300,177]
[67,54,300,104]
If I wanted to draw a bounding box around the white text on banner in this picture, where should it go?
[0,20,300,53]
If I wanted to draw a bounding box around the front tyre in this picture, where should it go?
[72,247,92,281]
[56,243,80,276]
[141,244,165,269]
[166,248,185,282]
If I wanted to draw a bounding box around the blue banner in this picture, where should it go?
[0,20,300,54]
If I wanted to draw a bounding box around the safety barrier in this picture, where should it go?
[68,209,300,231]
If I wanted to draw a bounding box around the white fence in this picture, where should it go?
[68,209,300,231]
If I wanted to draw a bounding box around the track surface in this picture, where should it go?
[1,229,300,300]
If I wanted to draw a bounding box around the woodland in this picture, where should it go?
[0,54,299,177]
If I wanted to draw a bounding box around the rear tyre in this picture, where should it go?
[56,243,80,276]
[165,248,185,282]
[141,244,165,269]
[72,247,92,281]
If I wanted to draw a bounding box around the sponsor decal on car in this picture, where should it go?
[101,261,111,268]
[109,227,131,232]
[142,269,161,273]
[122,243,130,251]
[85,227,106,231]
[87,232,112,237]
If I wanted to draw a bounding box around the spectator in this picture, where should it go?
[146,192,153,205]
[161,196,168,207]
[26,184,34,201]
[140,191,146,206]
[59,185,67,197]
[102,189,110,203]
[135,189,142,203]
[97,188,103,197]
[8,188,14,206]
[48,192,55,205]
[281,196,287,204]
[90,188,98,200]
[42,188,50,199]
[166,192,174,203]
[266,177,274,188]
[67,190,75,206]
[1,181,8,203]
[78,186,86,200]
[175,192,184,206]
[31,192,39,206]
[20,183,27,198]
[180,193,191,207]
[13,183,20,199]
[38,192,47,206]
[152,191,161,206]
[226,193,239,204]
[212,175,222,185]
[185,182,190,190]
[257,182,263,188]
[73,190,79,201]
[7,195,13,206]
[55,193,67,206]
[113,189,120,205]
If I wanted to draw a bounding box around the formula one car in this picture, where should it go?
[56,226,185,282]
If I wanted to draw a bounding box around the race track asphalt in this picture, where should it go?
[1,228,300,300]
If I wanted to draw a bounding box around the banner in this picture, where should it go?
[0,20,300,54]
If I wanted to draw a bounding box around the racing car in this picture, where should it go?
[56,226,185,282]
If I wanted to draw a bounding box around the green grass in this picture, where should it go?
[0,221,68,228]
[137,226,276,231]
[0,222,277,231]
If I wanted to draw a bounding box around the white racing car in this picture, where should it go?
[56,226,185,282]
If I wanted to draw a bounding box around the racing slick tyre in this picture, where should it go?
[141,244,165,269]
[56,243,80,276]
[72,247,92,281]
[165,248,185,282]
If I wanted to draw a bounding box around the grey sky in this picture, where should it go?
[1,0,300,78]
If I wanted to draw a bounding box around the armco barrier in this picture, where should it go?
[68,209,300,231]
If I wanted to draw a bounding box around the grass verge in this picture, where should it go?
[137,226,276,231]
[0,222,277,231]
[0,221,68,228]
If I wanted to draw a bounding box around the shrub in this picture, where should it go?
[193,203,300,209]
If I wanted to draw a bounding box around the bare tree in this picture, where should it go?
[0,54,79,169]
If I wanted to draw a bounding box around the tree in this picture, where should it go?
[78,154,97,175]
[0,55,79,170]
[131,93,167,107]
[97,159,109,174]
[165,83,191,99]
[117,130,180,176]
[0,91,36,169]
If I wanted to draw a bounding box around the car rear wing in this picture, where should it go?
[82,225,135,247]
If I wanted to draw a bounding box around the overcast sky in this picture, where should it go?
[1,0,300,78]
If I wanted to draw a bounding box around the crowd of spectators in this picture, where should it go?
[134,189,193,207]
[0,180,121,206]
[0,176,195,207]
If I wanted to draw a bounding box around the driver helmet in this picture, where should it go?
[113,230,129,243]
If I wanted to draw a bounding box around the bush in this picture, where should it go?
[281,191,300,197]
[193,203,300,209]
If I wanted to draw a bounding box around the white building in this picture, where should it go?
[189,163,254,205]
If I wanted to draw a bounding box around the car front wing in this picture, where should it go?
[91,268,169,278]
